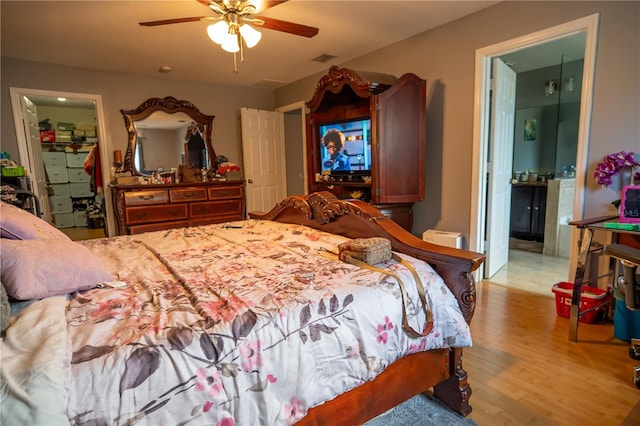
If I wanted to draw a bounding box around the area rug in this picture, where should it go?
[365,393,478,426]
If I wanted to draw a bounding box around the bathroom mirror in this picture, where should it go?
[121,96,216,176]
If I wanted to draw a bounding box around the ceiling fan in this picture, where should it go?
[139,0,319,72]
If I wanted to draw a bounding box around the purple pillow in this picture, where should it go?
[0,201,71,240]
[1,238,113,300]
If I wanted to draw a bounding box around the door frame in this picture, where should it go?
[469,13,600,280]
[276,100,309,195]
[8,87,114,236]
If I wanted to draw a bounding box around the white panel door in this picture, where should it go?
[240,108,286,214]
[20,96,52,221]
[485,58,517,278]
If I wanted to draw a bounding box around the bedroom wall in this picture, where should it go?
[0,58,275,167]
[274,1,640,241]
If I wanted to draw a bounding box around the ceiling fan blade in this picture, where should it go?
[259,1,289,12]
[256,16,319,38]
[139,16,216,27]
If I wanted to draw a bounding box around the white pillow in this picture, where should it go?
[1,238,113,300]
[0,201,71,240]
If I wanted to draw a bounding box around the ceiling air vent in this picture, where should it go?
[312,54,337,63]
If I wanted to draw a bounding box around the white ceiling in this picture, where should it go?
[2,0,502,90]
[2,0,585,112]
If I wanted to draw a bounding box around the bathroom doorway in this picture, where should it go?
[469,14,600,283]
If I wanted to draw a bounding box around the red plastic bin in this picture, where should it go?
[552,281,610,323]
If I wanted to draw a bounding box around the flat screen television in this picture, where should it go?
[318,117,372,179]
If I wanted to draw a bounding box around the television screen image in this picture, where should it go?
[319,118,372,173]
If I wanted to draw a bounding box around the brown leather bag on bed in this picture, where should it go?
[337,237,434,338]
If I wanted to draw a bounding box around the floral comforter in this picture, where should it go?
[12,220,473,425]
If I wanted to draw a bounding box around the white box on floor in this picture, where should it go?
[422,229,462,248]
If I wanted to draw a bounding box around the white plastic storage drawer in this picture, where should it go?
[46,166,68,183]
[73,210,88,227]
[51,183,70,198]
[49,196,73,214]
[42,152,67,167]
[53,212,74,229]
[67,168,90,183]
[66,152,88,168]
[69,182,94,197]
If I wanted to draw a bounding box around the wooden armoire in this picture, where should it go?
[306,66,426,231]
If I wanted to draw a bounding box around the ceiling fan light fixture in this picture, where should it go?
[239,23,261,48]
[207,21,230,45]
[221,35,240,53]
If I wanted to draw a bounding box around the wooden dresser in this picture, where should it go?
[111,181,245,235]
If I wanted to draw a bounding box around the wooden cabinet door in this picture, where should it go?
[510,186,533,236]
[374,73,425,204]
[531,186,547,239]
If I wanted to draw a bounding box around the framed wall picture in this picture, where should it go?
[620,184,640,223]
[524,118,537,141]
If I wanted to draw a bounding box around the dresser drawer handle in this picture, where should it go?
[182,192,197,198]
[138,194,154,201]
[212,190,236,198]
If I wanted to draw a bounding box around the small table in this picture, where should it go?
[568,216,640,341]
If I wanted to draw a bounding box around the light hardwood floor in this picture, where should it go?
[464,276,640,425]
[489,249,570,297]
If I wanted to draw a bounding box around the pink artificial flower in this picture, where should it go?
[593,151,640,187]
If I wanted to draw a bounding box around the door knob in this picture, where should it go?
[248,179,253,184]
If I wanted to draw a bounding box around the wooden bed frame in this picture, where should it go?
[249,192,485,424]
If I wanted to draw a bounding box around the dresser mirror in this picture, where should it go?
[121,96,216,176]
